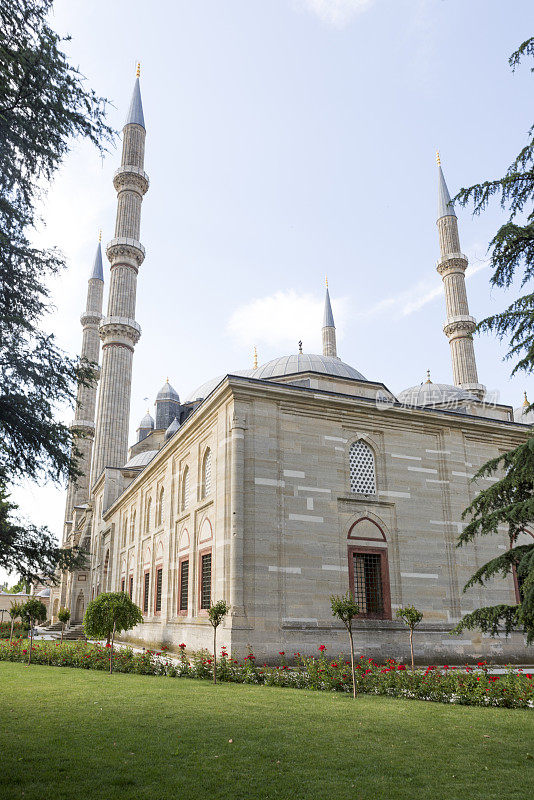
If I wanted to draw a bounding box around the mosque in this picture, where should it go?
[50,70,533,662]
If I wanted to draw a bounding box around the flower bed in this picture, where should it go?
[1,639,532,708]
[0,622,28,639]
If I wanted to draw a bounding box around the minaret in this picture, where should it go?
[63,236,105,529]
[322,277,338,358]
[436,153,485,399]
[92,65,149,480]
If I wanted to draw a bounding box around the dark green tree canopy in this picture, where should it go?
[83,593,143,640]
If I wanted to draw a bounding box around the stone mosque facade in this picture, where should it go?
[50,72,533,662]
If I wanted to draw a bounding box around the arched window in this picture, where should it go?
[145,496,152,533]
[349,440,376,495]
[130,510,136,542]
[122,516,128,548]
[201,448,212,498]
[181,466,190,510]
[347,518,391,619]
[157,486,165,527]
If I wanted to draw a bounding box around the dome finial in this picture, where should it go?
[436,150,441,166]
[136,62,141,78]
[325,274,328,288]
[524,391,529,407]
[253,345,258,369]
[426,369,432,384]
[298,340,303,354]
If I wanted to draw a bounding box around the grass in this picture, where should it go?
[0,662,533,800]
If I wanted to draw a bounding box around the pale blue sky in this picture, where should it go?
[7,0,534,581]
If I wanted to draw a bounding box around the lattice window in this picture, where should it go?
[130,511,136,542]
[182,467,190,510]
[202,449,212,497]
[143,571,150,614]
[200,552,212,609]
[349,440,376,495]
[154,567,163,613]
[157,486,165,526]
[353,552,383,615]
[179,560,189,612]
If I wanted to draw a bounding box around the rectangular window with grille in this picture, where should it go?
[143,571,150,614]
[200,552,212,610]
[179,560,189,612]
[155,567,163,613]
[129,575,133,599]
[121,578,125,593]
[352,552,384,616]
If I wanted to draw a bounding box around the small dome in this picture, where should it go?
[186,370,255,402]
[514,395,534,424]
[251,353,366,381]
[156,380,180,403]
[138,411,154,430]
[398,382,477,408]
[165,417,180,440]
[37,587,50,597]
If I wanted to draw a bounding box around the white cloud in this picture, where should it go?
[227,289,348,351]
[299,0,374,27]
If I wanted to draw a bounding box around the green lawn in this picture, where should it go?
[0,662,532,800]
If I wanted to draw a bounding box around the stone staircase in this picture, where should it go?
[41,622,86,641]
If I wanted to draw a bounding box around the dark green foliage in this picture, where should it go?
[0,0,112,584]
[207,600,229,683]
[21,597,47,625]
[330,592,359,628]
[0,485,87,583]
[395,606,423,630]
[83,593,143,641]
[57,607,70,624]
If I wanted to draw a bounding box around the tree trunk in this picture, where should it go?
[28,618,33,665]
[410,628,414,672]
[213,625,217,685]
[348,626,356,699]
[9,617,14,644]
[110,620,116,674]
[61,623,64,644]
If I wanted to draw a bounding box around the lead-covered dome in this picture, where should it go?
[251,354,366,381]
[398,382,477,408]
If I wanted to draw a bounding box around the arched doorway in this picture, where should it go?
[52,598,59,620]
[75,592,85,623]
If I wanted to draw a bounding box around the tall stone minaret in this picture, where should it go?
[322,278,338,358]
[92,65,149,481]
[436,154,485,399]
[63,236,105,529]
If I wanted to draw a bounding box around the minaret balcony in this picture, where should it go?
[443,316,477,338]
[113,165,149,195]
[106,237,145,269]
[99,316,142,348]
[69,419,96,433]
[80,311,103,327]
[436,252,468,275]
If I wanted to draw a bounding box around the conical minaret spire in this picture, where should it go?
[435,153,485,400]
[92,69,149,482]
[63,237,105,530]
[322,277,338,358]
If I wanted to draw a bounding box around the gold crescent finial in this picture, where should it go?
[426,369,432,384]
[136,62,141,78]
[166,377,169,383]
[325,274,328,288]
[524,391,529,407]
[253,346,258,370]
[98,229,102,243]
[436,150,441,166]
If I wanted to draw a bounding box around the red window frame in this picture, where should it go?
[347,545,392,620]
[154,566,163,614]
[178,556,189,615]
[143,569,150,615]
[198,547,212,613]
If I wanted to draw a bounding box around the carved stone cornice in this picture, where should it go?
[113,166,149,196]
[80,312,103,327]
[436,252,468,276]
[106,237,145,269]
[70,419,95,433]
[443,317,476,338]
[99,316,142,348]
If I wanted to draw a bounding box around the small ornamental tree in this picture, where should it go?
[331,592,359,699]
[8,600,24,644]
[396,606,423,671]
[57,607,70,643]
[83,593,143,674]
[207,600,229,684]
[21,597,47,664]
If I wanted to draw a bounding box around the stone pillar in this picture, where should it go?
[229,410,246,617]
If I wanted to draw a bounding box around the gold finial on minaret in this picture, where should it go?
[98,229,102,243]
[524,391,529,407]
[325,274,328,288]
[436,151,441,166]
[425,369,432,384]
[166,377,169,383]
[253,346,258,370]
[136,62,141,78]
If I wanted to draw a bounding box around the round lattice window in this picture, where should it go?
[349,440,376,495]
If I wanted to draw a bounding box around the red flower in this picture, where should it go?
[397,664,406,671]
[23,649,27,654]
[319,645,326,652]
[279,651,285,656]
[179,643,186,649]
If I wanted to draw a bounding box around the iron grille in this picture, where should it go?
[200,553,212,609]
[353,552,383,615]
[129,575,133,599]
[155,567,163,612]
[121,578,125,593]
[179,560,189,611]
[143,571,150,613]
